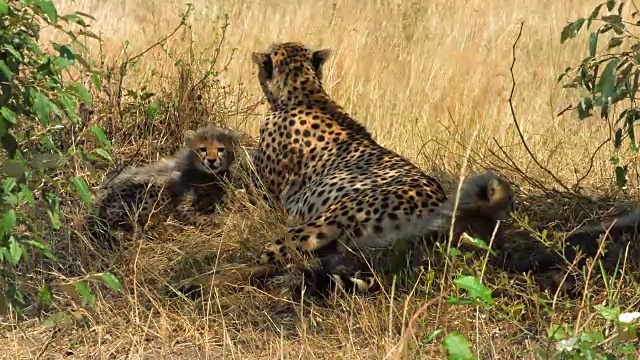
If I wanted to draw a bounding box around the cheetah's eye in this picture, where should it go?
[217,147,225,154]
[198,147,207,153]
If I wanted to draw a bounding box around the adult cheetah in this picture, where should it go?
[86,125,239,249]
[179,42,513,294]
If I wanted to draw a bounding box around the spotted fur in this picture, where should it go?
[178,42,514,296]
[297,170,515,296]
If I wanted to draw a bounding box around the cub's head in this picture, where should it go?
[251,42,333,108]
[183,126,239,174]
[455,171,516,223]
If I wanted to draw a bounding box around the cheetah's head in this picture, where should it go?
[251,42,332,109]
[183,126,239,174]
[455,171,516,223]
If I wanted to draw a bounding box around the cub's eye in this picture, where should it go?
[217,147,225,153]
[198,147,207,153]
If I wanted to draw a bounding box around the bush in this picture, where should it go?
[0,0,118,317]
[558,0,640,190]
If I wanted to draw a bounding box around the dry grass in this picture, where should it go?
[2,0,640,359]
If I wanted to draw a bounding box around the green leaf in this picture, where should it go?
[541,229,548,240]
[561,18,586,44]
[46,209,62,229]
[59,13,87,26]
[615,165,627,189]
[71,83,92,105]
[587,4,604,29]
[91,73,102,92]
[628,113,638,153]
[101,272,122,293]
[0,107,17,124]
[0,60,13,80]
[617,63,634,88]
[1,209,17,234]
[548,324,567,340]
[423,328,444,344]
[449,248,462,258]
[38,0,59,24]
[606,0,616,12]
[75,280,94,306]
[442,332,475,360]
[38,283,53,306]
[607,37,623,49]
[460,235,494,254]
[595,305,620,321]
[602,15,624,31]
[598,58,620,102]
[453,275,494,305]
[8,236,24,266]
[602,15,622,25]
[588,32,598,56]
[626,110,640,153]
[2,44,22,61]
[72,176,92,206]
[0,1,7,15]
[557,66,573,83]
[74,11,97,20]
[25,240,57,260]
[57,93,78,123]
[19,185,35,205]
[610,154,620,165]
[614,128,623,149]
[2,177,16,194]
[93,148,113,163]
[58,45,76,60]
[447,297,477,306]
[90,125,111,148]
[32,91,52,125]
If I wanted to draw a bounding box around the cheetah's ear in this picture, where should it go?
[311,49,332,72]
[183,130,197,147]
[252,52,273,80]
[486,177,506,204]
[222,128,241,144]
[228,129,241,143]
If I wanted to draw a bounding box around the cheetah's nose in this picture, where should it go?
[206,159,218,168]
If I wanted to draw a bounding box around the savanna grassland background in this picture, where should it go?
[2,0,640,358]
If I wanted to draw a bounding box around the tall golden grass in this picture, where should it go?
[2,0,639,359]
[53,0,619,188]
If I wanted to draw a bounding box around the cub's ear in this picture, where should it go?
[183,129,197,147]
[221,128,241,144]
[251,52,273,80]
[311,48,333,71]
[228,129,241,143]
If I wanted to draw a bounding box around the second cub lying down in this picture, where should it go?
[86,126,239,249]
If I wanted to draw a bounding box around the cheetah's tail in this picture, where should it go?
[176,263,278,295]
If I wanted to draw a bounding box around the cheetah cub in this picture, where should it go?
[86,126,239,249]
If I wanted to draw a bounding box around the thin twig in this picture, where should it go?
[508,21,574,194]
[573,136,611,192]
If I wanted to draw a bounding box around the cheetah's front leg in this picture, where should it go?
[177,216,344,295]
